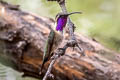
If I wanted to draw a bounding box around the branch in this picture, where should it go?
[42,54,57,80]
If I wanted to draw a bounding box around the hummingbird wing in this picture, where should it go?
[43,29,55,61]
[40,29,55,74]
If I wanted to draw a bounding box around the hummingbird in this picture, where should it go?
[39,12,82,74]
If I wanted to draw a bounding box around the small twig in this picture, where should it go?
[42,54,57,80]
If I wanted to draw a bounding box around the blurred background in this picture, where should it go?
[0,0,120,80]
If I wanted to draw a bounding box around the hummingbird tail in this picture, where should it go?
[39,62,45,75]
[68,12,82,15]
[39,58,48,75]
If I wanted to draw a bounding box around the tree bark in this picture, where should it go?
[0,1,120,80]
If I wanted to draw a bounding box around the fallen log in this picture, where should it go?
[0,1,120,80]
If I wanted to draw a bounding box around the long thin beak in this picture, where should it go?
[67,12,82,16]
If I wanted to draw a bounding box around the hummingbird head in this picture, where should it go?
[55,12,82,32]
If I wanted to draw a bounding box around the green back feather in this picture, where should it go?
[43,30,55,61]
